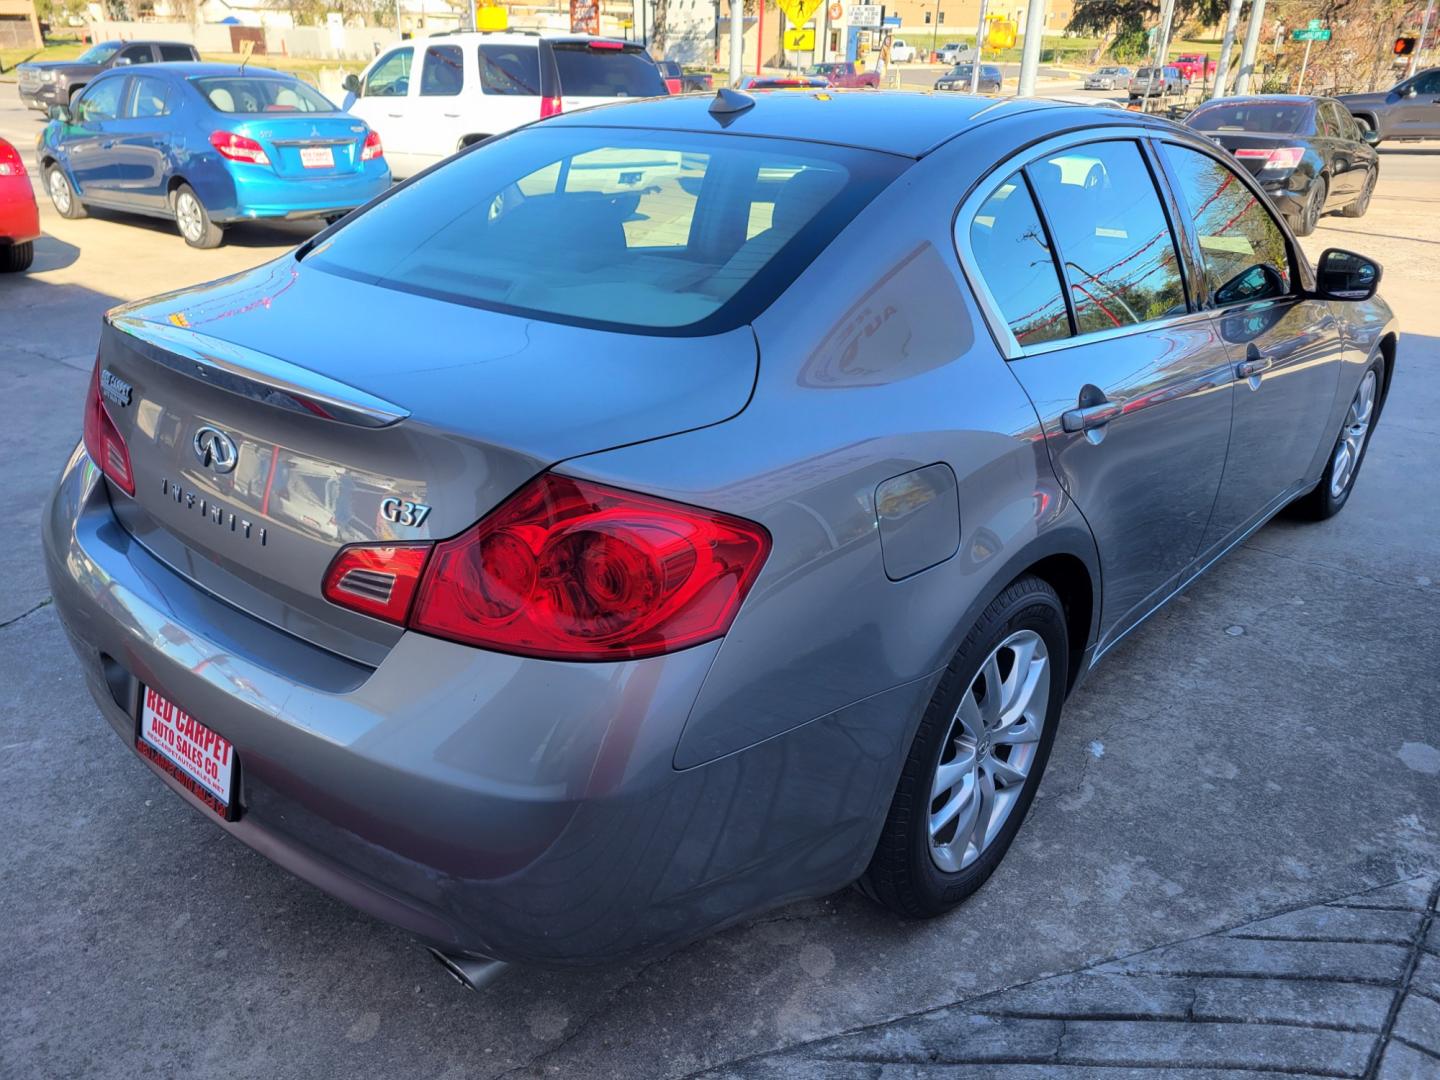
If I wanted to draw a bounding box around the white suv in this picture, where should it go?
[344,32,668,179]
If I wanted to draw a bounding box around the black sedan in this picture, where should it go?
[1186,95,1379,236]
[935,64,1003,94]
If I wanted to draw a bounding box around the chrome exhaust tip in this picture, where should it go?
[427,947,509,991]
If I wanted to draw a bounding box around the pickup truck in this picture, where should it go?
[16,40,199,113]
[804,61,880,88]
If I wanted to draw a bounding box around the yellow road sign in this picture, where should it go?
[777,0,825,30]
[784,27,817,50]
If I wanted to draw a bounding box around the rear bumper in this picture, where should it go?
[43,445,922,966]
[221,167,391,223]
[1,184,41,245]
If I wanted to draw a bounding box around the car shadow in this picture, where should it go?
[26,232,81,273]
[79,204,325,249]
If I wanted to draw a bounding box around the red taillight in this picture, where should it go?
[664,77,682,94]
[322,543,429,623]
[540,96,563,118]
[587,40,625,49]
[82,364,135,497]
[209,130,271,166]
[0,140,24,177]
[1233,146,1304,170]
[361,129,383,161]
[407,474,770,661]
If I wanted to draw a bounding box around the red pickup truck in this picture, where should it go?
[804,61,880,88]
[1171,53,1218,82]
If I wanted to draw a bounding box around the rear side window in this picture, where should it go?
[478,44,540,95]
[1027,141,1187,334]
[125,75,172,118]
[157,44,195,62]
[420,44,464,96]
[1163,143,1290,305]
[194,77,337,113]
[117,44,153,65]
[552,44,665,98]
[306,127,904,334]
[968,172,1070,345]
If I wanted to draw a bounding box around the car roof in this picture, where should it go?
[542,90,1089,157]
[1200,94,1320,106]
[113,62,303,79]
[420,30,635,44]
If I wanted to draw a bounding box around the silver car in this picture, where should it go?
[45,93,1396,981]
[1085,65,1131,90]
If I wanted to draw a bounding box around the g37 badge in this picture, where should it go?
[380,497,431,528]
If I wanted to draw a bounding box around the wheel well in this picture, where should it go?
[1019,553,1094,693]
[1377,332,1397,408]
[166,175,188,201]
[458,134,489,149]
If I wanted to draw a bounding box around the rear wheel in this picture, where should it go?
[1289,360,1382,521]
[1342,169,1377,218]
[1294,176,1327,237]
[860,575,1068,918]
[1,241,34,273]
[46,164,86,219]
[173,184,224,249]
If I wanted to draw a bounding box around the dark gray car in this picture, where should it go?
[16,40,198,113]
[1339,67,1440,142]
[43,92,1396,982]
[935,64,1003,93]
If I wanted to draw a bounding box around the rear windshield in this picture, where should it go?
[194,77,337,114]
[305,126,905,335]
[1189,102,1310,134]
[552,44,666,98]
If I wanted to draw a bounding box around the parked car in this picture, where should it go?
[0,136,40,272]
[739,75,829,90]
[17,39,199,114]
[1049,95,1127,109]
[655,59,684,94]
[937,42,973,65]
[1171,53,1217,83]
[805,61,880,88]
[44,93,1395,980]
[37,64,390,249]
[935,64,1003,94]
[1129,65,1187,100]
[1084,65,1131,91]
[889,38,916,63]
[1338,67,1440,143]
[1187,95,1379,235]
[342,32,667,180]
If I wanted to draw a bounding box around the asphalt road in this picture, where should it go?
[1,92,1438,1079]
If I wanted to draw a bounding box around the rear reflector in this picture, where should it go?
[322,544,430,623]
[1233,146,1304,170]
[82,363,135,497]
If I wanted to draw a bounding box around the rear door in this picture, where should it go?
[549,40,667,113]
[109,73,173,210]
[1158,140,1345,553]
[346,46,417,175]
[961,136,1234,651]
[406,42,468,172]
[1315,100,1360,202]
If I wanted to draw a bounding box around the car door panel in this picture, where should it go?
[108,73,171,210]
[408,42,468,173]
[66,76,128,196]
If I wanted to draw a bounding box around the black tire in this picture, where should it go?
[1294,175,1327,237]
[1341,168,1377,218]
[1,241,34,273]
[1288,356,1384,521]
[860,575,1069,918]
[172,183,224,249]
[45,164,86,220]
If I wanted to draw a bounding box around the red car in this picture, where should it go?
[1172,53,1218,83]
[0,137,39,273]
[806,61,880,88]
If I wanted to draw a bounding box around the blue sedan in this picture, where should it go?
[37,63,390,248]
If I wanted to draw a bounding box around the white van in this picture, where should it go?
[344,32,669,179]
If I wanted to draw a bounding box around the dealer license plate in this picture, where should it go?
[300,146,334,169]
[137,686,236,819]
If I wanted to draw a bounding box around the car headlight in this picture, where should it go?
[41,70,57,83]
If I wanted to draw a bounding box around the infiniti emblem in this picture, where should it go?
[193,426,238,474]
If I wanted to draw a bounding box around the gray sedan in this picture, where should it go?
[44,92,1396,981]
[936,63,1003,93]
[1085,65,1131,90]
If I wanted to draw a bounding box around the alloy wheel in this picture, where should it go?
[49,169,70,213]
[1303,183,1324,234]
[1329,369,1377,498]
[176,192,204,243]
[929,629,1051,873]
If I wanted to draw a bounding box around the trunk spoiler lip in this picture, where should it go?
[104,313,410,429]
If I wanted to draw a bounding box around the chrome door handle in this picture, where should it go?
[1236,345,1273,380]
[443,112,461,118]
[386,112,403,118]
[1061,401,1122,433]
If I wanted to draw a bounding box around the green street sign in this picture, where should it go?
[1291,27,1331,41]
[1308,17,1323,29]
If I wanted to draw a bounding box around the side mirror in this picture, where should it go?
[49,103,72,123]
[1315,248,1382,301]
[114,56,131,66]
[342,72,361,95]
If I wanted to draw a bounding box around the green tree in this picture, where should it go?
[1069,0,1233,36]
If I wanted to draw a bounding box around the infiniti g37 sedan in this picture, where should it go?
[44,91,1396,981]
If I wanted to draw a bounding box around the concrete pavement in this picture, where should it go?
[1,95,1437,1080]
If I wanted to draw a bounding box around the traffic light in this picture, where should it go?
[1394,36,1417,56]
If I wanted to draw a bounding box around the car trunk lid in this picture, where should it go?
[1204,132,1307,179]
[236,115,369,178]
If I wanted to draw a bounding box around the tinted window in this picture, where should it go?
[968,172,1070,345]
[1413,70,1440,94]
[1163,143,1290,305]
[76,77,124,122]
[478,44,540,95]
[552,44,665,98]
[157,44,195,62]
[420,44,464,96]
[1315,103,1340,137]
[306,127,903,334]
[194,77,337,113]
[364,47,412,97]
[1027,141,1187,334]
[118,45,153,65]
[125,75,172,118]
[1190,102,1310,135]
[1334,106,1362,140]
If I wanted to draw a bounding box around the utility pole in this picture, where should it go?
[1016,0,1046,96]
[1139,0,1174,113]
[1211,0,1243,99]
[1411,0,1436,78]
[1234,0,1266,95]
[969,0,990,92]
[729,0,743,85]
[1297,32,1313,93]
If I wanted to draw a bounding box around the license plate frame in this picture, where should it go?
[300,145,335,169]
[135,686,239,821]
